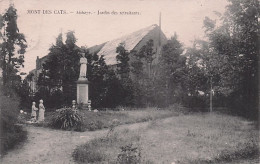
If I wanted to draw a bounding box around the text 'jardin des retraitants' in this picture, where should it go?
[26,10,141,15]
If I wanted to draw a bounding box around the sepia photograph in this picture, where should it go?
[0,0,259,163]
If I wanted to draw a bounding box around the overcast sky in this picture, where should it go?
[0,0,229,74]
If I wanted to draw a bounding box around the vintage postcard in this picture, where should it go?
[0,0,258,163]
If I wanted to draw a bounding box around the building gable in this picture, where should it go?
[97,24,167,65]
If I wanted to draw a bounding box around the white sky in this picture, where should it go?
[0,0,229,74]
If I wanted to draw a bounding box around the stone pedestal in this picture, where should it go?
[77,78,89,106]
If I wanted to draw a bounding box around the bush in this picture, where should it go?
[0,85,27,156]
[191,140,259,164]
[215,140,259,162]
[117,143,141,164]
[50,107,82,130]
[72,141,106,163]
[183,95,207,109]
[88,121,98,131]
[0,125,27,156]
[34,88,66,109]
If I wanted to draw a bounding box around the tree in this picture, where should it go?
[188,0,259,117]
[116,42,130,79]
[87,53,109,107]
[157,34,186,106]
[129,39,158,106]
[0,5,27,91]
[223,0,259,117]
[38,31,81,107]
[185,40,220,110]
[38,32,119,108]
[138,39,155,78]
[115,42,134,106]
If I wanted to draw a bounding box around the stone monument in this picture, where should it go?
[77,52,89,107]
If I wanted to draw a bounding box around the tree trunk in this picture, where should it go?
[210,76,213,112]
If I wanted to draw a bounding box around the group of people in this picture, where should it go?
[31,99,45,122]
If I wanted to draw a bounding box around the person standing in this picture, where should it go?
[38,99,45,122]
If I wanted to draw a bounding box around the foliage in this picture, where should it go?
[128,36,186,107]
[128,39,157,106]
[0,87,19,131]
[87,53,109,107]
[16,79,33,110]
[156,34,186,106]
[223,0,259,118]
[100,69,126,108]
[72,143,106,163]
[0,6,28,154]
[38,31,80,107]
[185,0,259,118]
[37,32,121,108]
[214,140,259,162]
[0,84,27,156]
[0,5,27,91]
[115,43,134,106]
[0,125,27,157]
[87,120,105,131]
[50,107,82,130]
[117,143,141,164]
[192,138,259,163]
[116,42,130,77]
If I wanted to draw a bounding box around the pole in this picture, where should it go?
[159,12,161,47]
[210,76,213,112]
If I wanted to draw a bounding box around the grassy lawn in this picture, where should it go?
[79,108,182,130]
[33,107,183,131]
[73,113,259,163]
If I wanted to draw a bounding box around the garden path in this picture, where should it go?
[0,122,149,164]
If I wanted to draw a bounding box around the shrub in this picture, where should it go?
[50,107,82,130]
[0,125,27,156]
[215,140,259,162]
[0,86,27,156]
[88,121,98,131]
[72,141,106,163]
[117,143,141,164]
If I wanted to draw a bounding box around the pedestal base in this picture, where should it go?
[77,78,89,105]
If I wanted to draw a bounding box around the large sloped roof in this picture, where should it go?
[33,24,163,74]
[97,24,158,65]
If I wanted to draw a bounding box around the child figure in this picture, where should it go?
[38,99,45,122]
[31,102,38,122]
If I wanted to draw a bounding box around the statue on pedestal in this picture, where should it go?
[79,52,87,79]
[77,52,89,106]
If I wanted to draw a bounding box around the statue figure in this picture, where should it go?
[79,52,87,79]
[38,99,45,122]
[72,100,77,111]
[88,100,91,111]
[31,102,38,122]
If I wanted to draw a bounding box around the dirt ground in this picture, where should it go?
[0,122,148,164]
